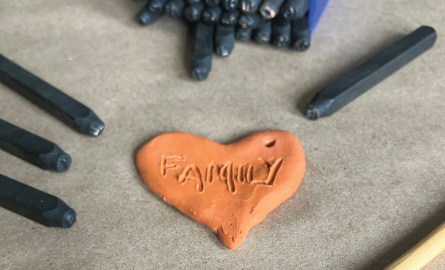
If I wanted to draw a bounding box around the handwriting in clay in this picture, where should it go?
[161,155,186,176]
[160,155,283,194]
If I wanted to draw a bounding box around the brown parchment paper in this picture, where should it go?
[0,0,444,269]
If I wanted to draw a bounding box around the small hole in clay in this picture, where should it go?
[265,140,276,148]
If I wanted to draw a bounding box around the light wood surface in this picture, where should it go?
[384,221,445,270]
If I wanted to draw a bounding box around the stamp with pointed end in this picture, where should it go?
[0,54,105,137]
[0,173,76,228]
[0,119,72,172]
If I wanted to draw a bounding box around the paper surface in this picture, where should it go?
[0,1,444,269]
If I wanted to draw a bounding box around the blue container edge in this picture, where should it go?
[308,0,330,35]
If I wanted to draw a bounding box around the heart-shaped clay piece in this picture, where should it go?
[135,130,305,250]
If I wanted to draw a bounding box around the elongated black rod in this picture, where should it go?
[137,4,163,25]
[0,119,72,172]
[214,24,235,58]
[291,15,310,51]
[0,173,76,228]
[0,54,105,137]
[272,16,291,47]
[253,20,272,43]
[191,22,214,81]
[306,26,437,120]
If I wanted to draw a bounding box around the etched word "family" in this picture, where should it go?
[160,154,283,194]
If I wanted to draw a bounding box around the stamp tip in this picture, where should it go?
[216,46,231,57]
[293,39,310,51]
[55,154,72,172]
[192,68,210,81]
[305,107,319,120]
[62,209,77,228]
[89,120,105,137]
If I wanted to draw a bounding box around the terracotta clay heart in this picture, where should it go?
[135,130,305,250]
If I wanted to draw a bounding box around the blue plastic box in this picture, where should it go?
[308,0,330,34]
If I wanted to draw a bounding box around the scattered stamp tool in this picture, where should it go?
[0,118,72,172]
[306,26,437,120]
[0,54,105,136]
[0,173,77,228]
[384,221,445,270]
[135,130,305,250]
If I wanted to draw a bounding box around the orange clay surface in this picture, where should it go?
[135,130,305,250]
